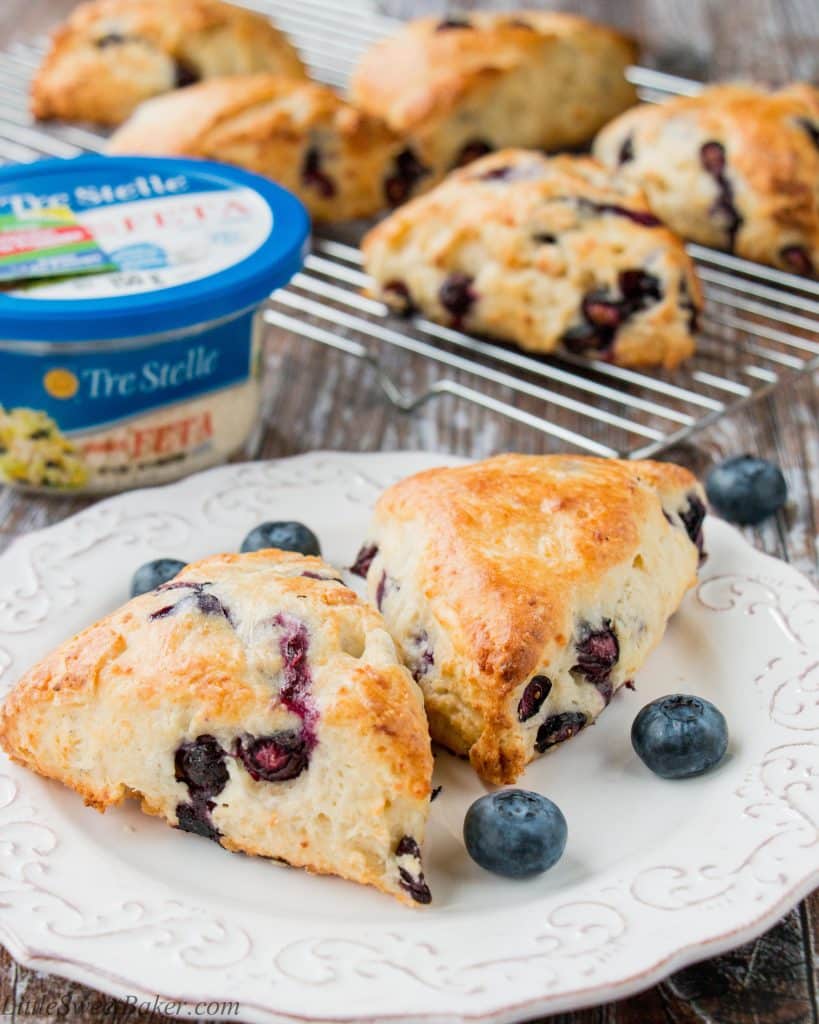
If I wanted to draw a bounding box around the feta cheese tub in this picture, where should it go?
[0,156,310,494]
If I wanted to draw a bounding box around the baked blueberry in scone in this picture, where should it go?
[594,84,819,276]
[349,12,638,186]
[0,550,433,906]
[31,0,307,126]
[352,454,706,785]
[361,150,702,369]
[109,75,424,221]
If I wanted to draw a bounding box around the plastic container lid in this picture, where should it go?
[0,155,311,343]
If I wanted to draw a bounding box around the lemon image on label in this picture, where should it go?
[0,406,88,490]
[44,368,80,400]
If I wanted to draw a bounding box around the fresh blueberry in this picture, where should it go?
[705,455,787,525]
[131,558,186,598]
[235,731,309,782]
[175,735,229,795]
[631,694,728,779]
[463,789,567,878]
[241,521,321,556]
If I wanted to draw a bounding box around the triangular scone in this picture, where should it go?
[0,551,434,906]
[352,454,706,785]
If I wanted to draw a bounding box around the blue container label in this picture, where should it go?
[0,312,260,493]
[0,312,255,433]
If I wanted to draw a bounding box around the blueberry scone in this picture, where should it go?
[352,454,706,786]
[0,551,434,905]
[349,12,638,186]
[109,75,422,221]
[32,0,306,126]
[594,84,819,276]
[361,150,702,369]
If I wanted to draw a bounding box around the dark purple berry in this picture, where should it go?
[235,731,309,782]
[574,623,619,704]
[618,269,661,303]
[797,117,819,150]
[273,614,319,749]
[301,147,336,198]
[464,789,567,878]
[350,543,378,578]
[780,244,815,277]
[700,140,726,175]
[618,135,635,165]
[409,630,434,681]
[561,322,601,354]
[700,140,743,250]
[383,280,415,315]
[679,493,707,549]
[679,276,700,334]
[174,58,200,88]
[453,139,493,168]
[241,521,321,557]
[385,148,430,206]
[175,736,229,795]
[176,801,220,841]
[396,835,421,858]
[395,835,431,904]
[438,272,476,323]
[535,711,587,752]
[436,17,471,30]
[195,591,233,621]
[583,293,624,329]
[375,570,391,610]
[517,675,552,721]
[96,32,130,48]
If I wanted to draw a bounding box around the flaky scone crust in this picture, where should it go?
[0,550,433,905]
[109,74,408,221]
[32,0,306,126]
[362,150,701,369]
[594,84,819,275]
[360,454,705,784]
[350,11,638,178]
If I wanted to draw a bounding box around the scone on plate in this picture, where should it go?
[361,150,702,369]
[352,454,706,786]
[349,12,638,185]
[0,550,434,906]
[31,0,307,126]
[109,75,425,221]
[594,84,819,276]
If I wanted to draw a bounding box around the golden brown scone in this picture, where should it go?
[351,454,706,785]
[349,11,638,186]
[32,0,307,126]
[361,150,702,369]
[0,550,434,906]
[594,84,819,276]
[109,74,424,221]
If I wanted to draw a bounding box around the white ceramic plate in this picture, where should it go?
[0,451,817,1024]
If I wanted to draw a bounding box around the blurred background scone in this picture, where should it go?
[109,75,423,221]
[349,12,639,186]
[594,83,819,276]
[32,0,306,126]
[362,150,702,369]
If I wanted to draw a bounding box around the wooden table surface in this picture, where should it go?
[0,1,817,1021]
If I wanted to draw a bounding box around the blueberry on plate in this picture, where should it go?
[631,694,728,779]
[705,455,787,525]
[240,521,321,556]
[131,558,187,598]
[463,789,567,878]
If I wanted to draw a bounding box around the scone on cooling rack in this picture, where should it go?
[0,550,434,906]
[349,12,638,185]
[31,0,307,126]
[361,150,702,369]
[109,75,427,221]
[351,454,706,786]
[594,84,819,276]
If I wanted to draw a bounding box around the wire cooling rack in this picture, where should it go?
[0,0,817,459]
